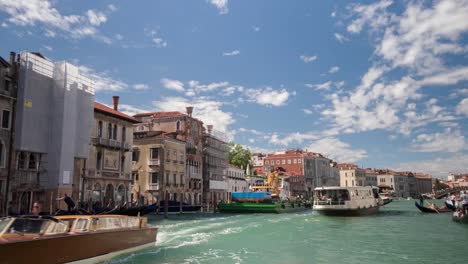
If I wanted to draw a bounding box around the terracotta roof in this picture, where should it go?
[133,111,185,118]
[94,102,139,123]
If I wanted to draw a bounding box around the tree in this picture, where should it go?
[228,143,252,174]
[433,178,449,191]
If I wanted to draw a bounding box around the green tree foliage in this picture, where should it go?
[228,142,252,173]
[433,178,449,191]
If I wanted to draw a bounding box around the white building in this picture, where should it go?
[251,153,266,167]
[226,164,247,201]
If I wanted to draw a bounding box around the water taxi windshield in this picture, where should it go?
[5,218,50,234]
[0,218,11,233]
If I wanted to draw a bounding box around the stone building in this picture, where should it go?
[365,169,378,186]
[0,53,17,215]
[11,52,94,214]
[415,173,432,195]
[133,107,204,205]
[338,164,366,187]
[203,125,228,210]
[376,170,409,198]
[132,131,186,205]
[83,98,138,209]
[304,155,339,192]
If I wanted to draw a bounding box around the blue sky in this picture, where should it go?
[1,0,467,177]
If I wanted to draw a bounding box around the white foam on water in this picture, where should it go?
[166,232,213,249]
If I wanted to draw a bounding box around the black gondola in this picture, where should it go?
[414,201,451,213]
[452,213,468,224]
[445,201,456,211]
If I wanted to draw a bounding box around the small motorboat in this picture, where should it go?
[414,201,451,213]
[0,214,157,264]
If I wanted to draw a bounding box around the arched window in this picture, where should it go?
[122,127,126,142]
[107,123,112,139]
[113,124,118,140]
[17,152,26,169]
[176,120,181,131]
[96,151,102,170]
[97,121,103,137]
[121,156,125,172]
[28,154,36,170]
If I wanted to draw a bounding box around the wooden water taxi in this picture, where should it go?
[313,186,385,216]
[0,214,157,264]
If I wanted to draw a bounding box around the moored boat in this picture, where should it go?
[452,211,468,224]
[313,186,385,216]
[0,214,157,264]
[158,200,201,214]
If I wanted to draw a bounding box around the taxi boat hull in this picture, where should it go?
[218,201,311,214]
[0,227,157,264]
[314,206,380,216]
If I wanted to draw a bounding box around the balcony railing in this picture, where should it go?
[148,159,160,166]
[14,170,40,186]
[148,183,159,191]
[92,137,131,151]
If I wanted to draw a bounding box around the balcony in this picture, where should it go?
[148,183,160,191]
[92,137,131,151]
[148,159,160,166]
[13,170,43,190]
[121,142,132,151]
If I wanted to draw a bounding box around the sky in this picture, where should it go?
[0,0,467,178]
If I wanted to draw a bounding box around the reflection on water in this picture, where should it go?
[105,201,467,264]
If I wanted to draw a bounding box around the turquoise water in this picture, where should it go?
[107,200,467,264]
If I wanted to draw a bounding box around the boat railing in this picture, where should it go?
[314,200,346,206]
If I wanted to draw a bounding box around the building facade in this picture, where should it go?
[251,153,266,167]
[365,169,378,186]
[304,155,339,192]
[203,125,228,210]
[338,164,366,187]
[132,131,186,205]
[83,99,137,210]
[133,107,204,205]
[0,53,17,215]
[11,52,94,214]
[226,164,247,202]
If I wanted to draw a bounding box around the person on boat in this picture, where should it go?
[419,194,424,206]
[57,193,76,212]
[429,203,438,210]
[461,191,468,215]
[450,194,456,207]
[32,201,42,216]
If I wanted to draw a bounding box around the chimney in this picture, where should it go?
[9,51,16,76]
[112,96,119,111]
[186,106,193,117]
[207,125,213,134]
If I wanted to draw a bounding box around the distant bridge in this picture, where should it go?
[433,186,468,199]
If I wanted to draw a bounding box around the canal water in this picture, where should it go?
[106,200,467,264]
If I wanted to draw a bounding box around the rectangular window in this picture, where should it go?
[1,110,11,129]
[288,159,291,164]
[276,160,280,165]
[298,159,302,164]
[282,160,285,165]
[151,172,158,184]
[180,174,184,185]
[150,148,159,160]
[265,160,269,165]
[4,79,10,91]
[293,159,297,164]
[173,173,177,184]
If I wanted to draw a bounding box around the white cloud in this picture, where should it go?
[77,65,128,92]
[328,66,340,74]
[245,87,292,107]
[115,34,123,40]
[398,154,468,178]
[456,98,468,116]
[239,128,262,135]
[223,50,240,56]
[450,88,468,98]
[306,81,344,91]
[408,128,465,153]
[252,26,260,32]
[152,96,235,138]
[118,104,151,116]
[334,33,349,43]
[300,55,317,63]
[347,0,394,34]
[248,139,255,143]
[302,109,313,115]
[42,45,53,51]
[209,0,228,15]
[160,78,184,92]
[331,11,336,18]
[269,132,319,147]
[144,28,167,48]
[1,22,7,27]
[86,10,106,26]
[108,4,117,12]
[0,0,113,41]
[306,137,367,163]
[152,38,167,47]
[188,80,229,94]
[133,83,149,90]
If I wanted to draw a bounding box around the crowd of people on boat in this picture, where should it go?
[452,191,468,218]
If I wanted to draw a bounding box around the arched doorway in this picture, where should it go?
[19,192,31,215]
[104,184,114,207]
[92,183,102,208]
[116,184,126,206]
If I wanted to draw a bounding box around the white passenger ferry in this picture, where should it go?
[313,186,384,216]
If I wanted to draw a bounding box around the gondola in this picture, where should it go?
[414,201,451,213]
